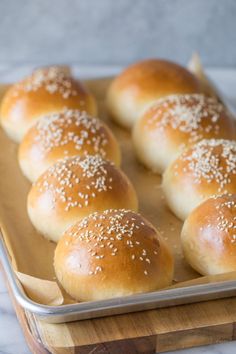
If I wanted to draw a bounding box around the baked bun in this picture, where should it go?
[181,194,236,275]
[0,66,97,142]
[162,139,236,220]
[54,209,174,301]
[27,155,138,242]
[19,109,121,182]
[133,94,235,173]
[107,59,203,128]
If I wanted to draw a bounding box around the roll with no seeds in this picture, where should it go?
[19,109,121,182]
[27,155,138,242]
[163,139,236,220]
[0,66,97,142]
[181,194,236,275]
[107,59,203,129]
[133,94,235,174]
[54,209,174,301]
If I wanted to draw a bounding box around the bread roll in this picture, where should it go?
[54,209,174,301]
[19,109,121,182]
[181,194,236,275]
[133,94,235,173]
[27,155,138,242]
[0,67,97,142]
[107,59,203,128]
[162,139,236,220]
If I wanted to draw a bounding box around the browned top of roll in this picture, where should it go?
[184,194,236,247]
[19,109,121,181]
[107,59,204,128]
[112,59,202,96]
[139,94,235,148]
[54,209,174,301]
[0,66,97,141]
[167,139,236,196]
[181,194,236,274]
[28,155,138,222]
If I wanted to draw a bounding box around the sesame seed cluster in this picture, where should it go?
[175,139,236,192]
[36,155,114,211]
[147,94,223,145]
[34,109,108,157]
[14,67,79,99]
[66,209,159,276]
[212,196,236,243]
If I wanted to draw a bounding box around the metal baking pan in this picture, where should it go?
[1,69,236,324]
[1,233,236,323]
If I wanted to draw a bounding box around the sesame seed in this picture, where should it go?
[34,109,109,162]
[17,67,79,99]
[214,196,236,235]
[66,209,160,275]
[146,94,224,150]
[177,139,236,193]
[35,155,114,211]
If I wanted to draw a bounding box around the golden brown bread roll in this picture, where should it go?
[133,94,235,174]
[54,209,174,301]
[0,66,97,142]
[107,59,203,129]
[162,139,236,220]
[19,109,121,182]
[27,155,138,242]
[181,194,236,275]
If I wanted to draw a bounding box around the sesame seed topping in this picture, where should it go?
[175,139,236,193]
[32,109,109,159]
[65,209,160,276]
[34,155,114,211]
[146,94,225,150]
[214,195,236,235]
[15,67,81,99]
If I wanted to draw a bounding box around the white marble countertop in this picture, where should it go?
[1,64,236,354]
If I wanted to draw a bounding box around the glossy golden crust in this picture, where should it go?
[0,67,97,142]
[54,209,174,301]
[19,109,121,182]
[27,155,138,242]
[181,194,236,275]
[162,139,236,220]
[107,59,203,128]
[133,94,235,173]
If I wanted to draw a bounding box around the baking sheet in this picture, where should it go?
[0,71,236,319]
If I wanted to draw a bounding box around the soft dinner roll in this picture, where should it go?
[27,155,138,242]
[162,139,236,220]
[107,59,203,128]
[181,194,236,275]
[133,94,235,173]
[19,109,121,182]
[54,209,174,301]
[0,66,97,142]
